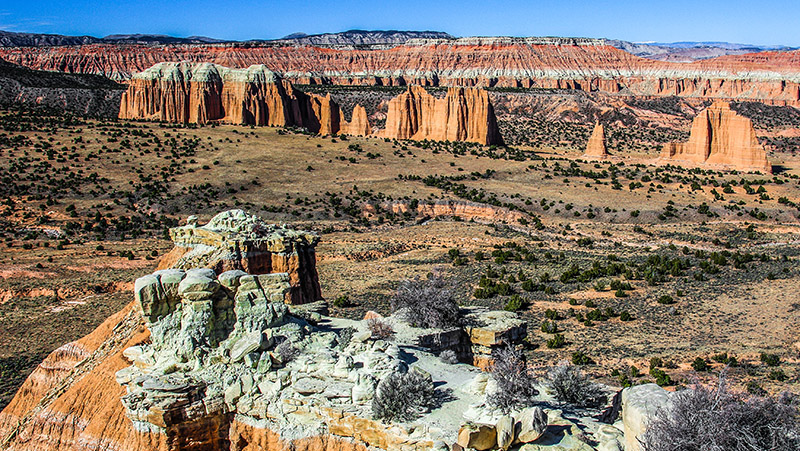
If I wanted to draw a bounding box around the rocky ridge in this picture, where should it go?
[2,39,799,105]
[380,86,502,145]
[661,101,773,173]
[0,57,124,117]
[117,62,366,135]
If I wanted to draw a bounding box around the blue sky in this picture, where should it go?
[1,0,798,46]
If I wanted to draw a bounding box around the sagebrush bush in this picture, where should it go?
[276,339,299,363]
[487,347,539,413]
[372,369,435,422]
[367,318,395,340]
[641,374,800,451]
[545,362,607,407]
[392,273,460,329]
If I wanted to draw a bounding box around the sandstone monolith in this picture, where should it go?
[583,122,609,158]
[661,101,772,173]
[381,85,502,145]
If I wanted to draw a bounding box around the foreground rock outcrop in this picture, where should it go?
[381,86,502,145]
[2,211,662,451]
[661,101,772,173]
[157,210,322,305]
[583,122,609,159]
[4,38,799,105]
[1,266,619,450]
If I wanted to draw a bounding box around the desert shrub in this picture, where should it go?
[333,294,350,308]
[760,353,781,367]
[367,318,395,340]
[691,357,709,372]
[392,273,460,329]
[546,333,566,349]
[487,347,539,413]
[620,311,633,321]
[649,367,673,386]
[545,362,607,407]
[544,308,561,320]
[504,294,524,312]
[571,351,594,365]
[372,369,435,422]
[640,375,800,451]
[650,357,664,369]
[541,320,559,334]
[769,368,788,381]
[657,295,675,304]
[276,339,299,363]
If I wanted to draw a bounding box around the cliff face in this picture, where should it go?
[583,122,609,158]
[2,39,799,104]
[120,63,499,144]
[661,101,772,173]
[340,105,371,136]
[118,62,375,137]
[118,62,346,133]
[381,86,502,145]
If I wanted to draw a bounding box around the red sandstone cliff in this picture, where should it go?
[381,86,501,145]
[2,38,799,104]
[118,62,348,133]
[120,63,499,144]
[340,105,371,136]
[583,122,609,158]
[661,101,772,173]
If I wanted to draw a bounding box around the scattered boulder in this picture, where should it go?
[457,423,497,451]
[495,415,515,450]
[515,406,548,443]
[621,383,672,451]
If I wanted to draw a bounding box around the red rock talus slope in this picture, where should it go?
[121,63,500,144]
[380,85,501,144]
[583,122,609,158]
[661,101,772,174]
[1,37,799,104]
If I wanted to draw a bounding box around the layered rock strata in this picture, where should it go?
[413,308,527,370]
[118,62,371,136]
[381,86,502,145]
[661,101,772,173]
[3,38,799,105]
[119,62,501,144]
[583,122,609,159]
[157,210,322,305]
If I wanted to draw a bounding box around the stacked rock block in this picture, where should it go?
[160,210,321,305]
[416,308,528,370]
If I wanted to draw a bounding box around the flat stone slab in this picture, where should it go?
[294,377,326,395]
